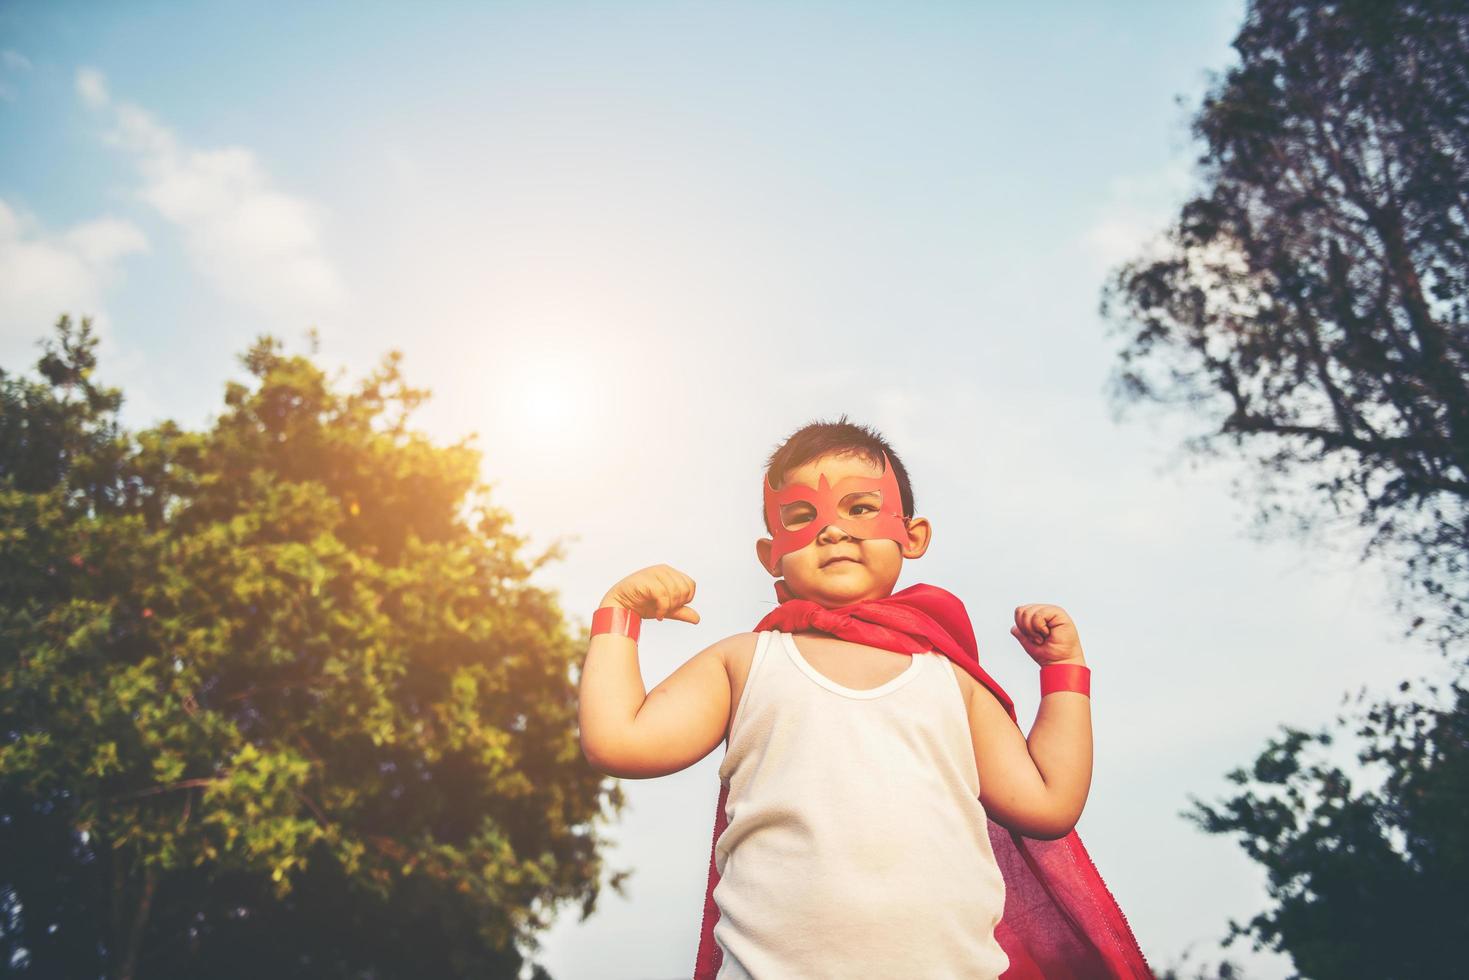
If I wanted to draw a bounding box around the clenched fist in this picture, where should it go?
[600,564,700,624]
[1010,603,1086,666]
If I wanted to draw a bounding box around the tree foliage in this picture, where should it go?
[1101,2,1469,975]
[1182,676,1469,979]
[1100,0,1469,653]
[0,316,627,978]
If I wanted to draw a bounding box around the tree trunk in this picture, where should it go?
[109,847,157,980]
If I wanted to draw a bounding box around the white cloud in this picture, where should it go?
[0,198,148,364]
[75,66,345,325]
[75,66,108,108]
[1079,157,1197,270]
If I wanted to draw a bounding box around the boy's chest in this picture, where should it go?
[723,631,976,745]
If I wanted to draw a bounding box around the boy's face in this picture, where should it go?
[755,451,932,608]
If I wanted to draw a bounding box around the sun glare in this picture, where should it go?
[523,380,574,432]
[492,345,597,452]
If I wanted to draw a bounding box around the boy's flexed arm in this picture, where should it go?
[578,564,747,779]
[967,603,1093,840]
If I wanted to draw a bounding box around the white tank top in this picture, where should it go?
[712,629,1009,979]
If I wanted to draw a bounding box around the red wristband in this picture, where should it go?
[592,605,641,642]
[1040,662,1090,697]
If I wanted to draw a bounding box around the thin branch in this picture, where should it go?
[104,777,226,804]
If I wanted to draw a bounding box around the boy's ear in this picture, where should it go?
[901,516,932,560]
[755,537,778,577]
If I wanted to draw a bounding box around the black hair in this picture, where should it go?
[760,414,915,534]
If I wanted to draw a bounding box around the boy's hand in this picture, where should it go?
[601,564,700,624]
[1010,603,1085,666]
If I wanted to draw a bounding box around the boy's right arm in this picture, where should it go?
[578,564,748,779]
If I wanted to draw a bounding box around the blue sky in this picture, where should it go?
[3,2,1455,978]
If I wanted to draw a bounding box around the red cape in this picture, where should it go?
[692,582,1153,979]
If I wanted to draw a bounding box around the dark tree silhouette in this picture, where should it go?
[1101,0,1469,654]
[1100,2,1469,976]
[1184,677,1469,979]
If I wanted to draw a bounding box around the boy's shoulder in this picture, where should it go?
[709,631,761,665]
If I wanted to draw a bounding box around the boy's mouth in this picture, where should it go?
[820,555,860,567]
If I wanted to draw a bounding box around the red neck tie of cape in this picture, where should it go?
[691,582,1154,979]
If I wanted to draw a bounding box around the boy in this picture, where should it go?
[578,418,1151,979]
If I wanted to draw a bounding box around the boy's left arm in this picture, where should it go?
[965,603,1092,841]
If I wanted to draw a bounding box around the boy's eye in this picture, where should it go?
[779,506,815,529]
[842,491,882,518]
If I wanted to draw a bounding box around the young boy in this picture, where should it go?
[578,419,1151,979]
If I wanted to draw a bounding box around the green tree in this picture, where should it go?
[0,316,627,978]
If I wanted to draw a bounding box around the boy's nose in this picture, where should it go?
[816,523,853,543]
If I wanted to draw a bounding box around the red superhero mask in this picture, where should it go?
[762,450,910,574]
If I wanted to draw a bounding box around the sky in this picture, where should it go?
[1,2,1458,978]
